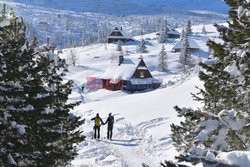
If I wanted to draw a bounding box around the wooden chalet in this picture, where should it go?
[156,27,180,39]
[107,27,133,44]
[172,38,200,52]
[100,55,161,91]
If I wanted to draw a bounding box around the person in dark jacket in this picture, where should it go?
[104,113,114,140]
[91,113,104,140]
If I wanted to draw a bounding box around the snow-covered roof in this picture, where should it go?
[113,27,121,32]
[156,27,180,36]
[167,28,180,35]
[172,38,200,50]
[108,27,133,40]
[101,58,140,83]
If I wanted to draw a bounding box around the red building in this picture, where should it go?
[100,55,161,92]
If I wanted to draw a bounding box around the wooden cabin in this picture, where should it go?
[172,38,200,52]
[107,27,133,44]
[100,56,161,92]
[156,27,180,39]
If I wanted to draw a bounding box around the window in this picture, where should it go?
[140,71,145,78]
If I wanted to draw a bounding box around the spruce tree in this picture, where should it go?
[137,38,148,53]
[180,29,185,39]
[179,36,192,71]
[0,10,84,166]
[158,19,168,43]
[171,0,250,164]
[186,20,192,35]
[157,45,168,72]
[202,25,207,34]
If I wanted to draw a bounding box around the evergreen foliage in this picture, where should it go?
[180,29,186,39]
[202,25,207,34]
[158,19,168,43]
[137,38,148,53]
[179,36,192,70]
[0,9,84,166]
[157,45,168,72]
[171,0,250,164]
[186,20,192,35]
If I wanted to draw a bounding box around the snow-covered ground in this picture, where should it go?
[54,24,222,167]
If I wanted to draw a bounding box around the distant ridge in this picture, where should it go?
[8,0,228,15]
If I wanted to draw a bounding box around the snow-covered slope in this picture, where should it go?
[56,24,222,166]
[0,0,227,47]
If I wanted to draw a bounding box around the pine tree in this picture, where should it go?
[157,45,168,72]
[68,49,78,66]
[179,36,192,70]
[186,20,192,35]
[137,38,148,53]
[202,25,207,34]
[0,11,84,166]
[180,29,186,39]
[158,19,168,43]
[171,0,250,164]
[1,3,6,17]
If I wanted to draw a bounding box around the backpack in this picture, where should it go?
[95,117,101,126]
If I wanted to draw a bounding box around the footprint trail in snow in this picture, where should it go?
[71,110,174,167]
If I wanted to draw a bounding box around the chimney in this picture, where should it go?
[120,27,123,31]
[118,54,124,66]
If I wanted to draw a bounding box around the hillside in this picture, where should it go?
[0,0,227,48]
[57,24,221,166]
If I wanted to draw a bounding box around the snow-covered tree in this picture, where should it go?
[186,20,192,35]
[202,25,207,34]
[171,0,250,164]
[158,19,168,43]
[0,3,6,20]
[179,36,192,70]
[0,11,84,166]
[174,23,178,29]
[157,45,168,72]
[180,29,186,39]
[137,38,148,53]
[67,49,78,66]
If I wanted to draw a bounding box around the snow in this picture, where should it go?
[206,151,216,161]
[7,154,17,165]
[0,18,10,27]
[1,1,249,165]
[172,38,200,50]
[49,23,230,166]
[11,121,26,135]
[100,58,139,82]
[219,109,246,130]
[216,151,250,167]
[196,120,219,142]
[168,28,180,35]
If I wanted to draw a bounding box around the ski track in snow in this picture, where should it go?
[72,110,171,167]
